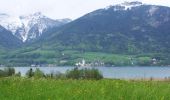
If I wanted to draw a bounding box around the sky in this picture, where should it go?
[0,0,170,20]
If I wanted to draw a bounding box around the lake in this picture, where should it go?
[1,66,170,79]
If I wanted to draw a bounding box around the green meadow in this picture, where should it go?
[0,78,170,100]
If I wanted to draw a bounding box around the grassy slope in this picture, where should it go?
[0,34,168,66]
[1,47,169,66]
[0,78,170,100]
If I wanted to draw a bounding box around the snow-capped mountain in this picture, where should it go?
[0,25,22,48]
[44,1,170,54]
[0,12,71,42]
[105,1,143,11]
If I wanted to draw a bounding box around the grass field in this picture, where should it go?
[0,77,170,100]
[0,48,157,66]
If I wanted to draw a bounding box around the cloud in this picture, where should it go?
[0,0,169,19]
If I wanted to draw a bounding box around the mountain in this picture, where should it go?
[0,12,71,42]
[0,25,22,48]
[39,1,170,54]
[1,1,170,66]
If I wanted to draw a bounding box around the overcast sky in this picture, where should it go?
[0,0,169,20]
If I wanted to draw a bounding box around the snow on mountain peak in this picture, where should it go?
[0,12,71,42]
[20,12,46,20]
[121,1,143,6]
[105,1,143,11]
[0,14,22,34]
[120,1,143,10]
[58,18,72,23]
[18,12,48,42]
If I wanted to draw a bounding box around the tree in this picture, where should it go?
[4,67,15,76]
[26,68,34,78]
[34,68,45,79]
[66,67,103,80]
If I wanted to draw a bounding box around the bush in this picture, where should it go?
[15,72,21,77]
[4,67,15,76]
[0,67,16,77]
[34,68,45,79]
[66,67,81,79]
[24,67,103,80]
[66,67,103,80]
[0,69,6,77]
[82,68,103,80]
[46,71,66,79]
[26,68,45,78]
[26,68,34,78]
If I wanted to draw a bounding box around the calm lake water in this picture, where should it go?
[1,66,170,79]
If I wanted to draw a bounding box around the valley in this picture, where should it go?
[1,1,170,100]
[0,1,170,67]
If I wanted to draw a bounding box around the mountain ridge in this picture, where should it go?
[0,2,170,66]
[0,25,22,48]
[0,12,71,42]
[36,2,170,54]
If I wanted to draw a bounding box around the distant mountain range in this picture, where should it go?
[0,12,71,42]
[36,1,170,54]
[0,1,170,66]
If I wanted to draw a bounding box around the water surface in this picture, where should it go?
[2,66,170,79]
